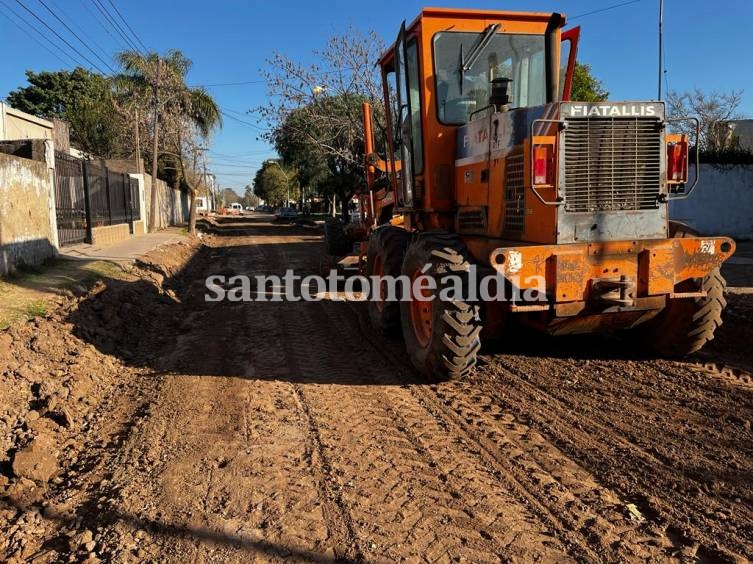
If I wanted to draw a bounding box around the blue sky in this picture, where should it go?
[1,0,751,193]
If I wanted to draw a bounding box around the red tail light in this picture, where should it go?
[533,145,554,185]
[667,140,688,183]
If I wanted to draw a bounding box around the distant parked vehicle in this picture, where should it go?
[227,203,243,215]
[276,206,298,219]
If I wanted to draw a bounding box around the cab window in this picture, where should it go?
[434,31,546,125]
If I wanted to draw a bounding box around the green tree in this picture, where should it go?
[115,49,222,232]
[6,68,123,156]
[253,161,298,206]
[570,63,609,102]
[258,28,384,220]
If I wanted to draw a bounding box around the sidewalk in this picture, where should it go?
[0,228,189,329]
[58,227,187,263]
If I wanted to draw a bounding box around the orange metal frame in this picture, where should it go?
[363,7,735,325]
[489,237,736,308]
[377,8,559,230]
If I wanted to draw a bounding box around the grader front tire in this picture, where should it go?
[399,232,482,381]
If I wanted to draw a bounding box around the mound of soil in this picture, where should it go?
[0,239,199,562]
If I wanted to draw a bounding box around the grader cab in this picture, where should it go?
[332,7,735,380]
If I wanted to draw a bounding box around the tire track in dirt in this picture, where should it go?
[476,355,749,562]
[67,218,751,562]
[323,301,615,560]
[563,357,753,502]
[335,300,687,562]
[314,302,575,562]
[267,240,573,562]
[278,315,365,562]
[239,232,365,561]
[94,231,338,562]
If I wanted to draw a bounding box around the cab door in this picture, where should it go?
[394,22,415,207]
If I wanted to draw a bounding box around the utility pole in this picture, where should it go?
[202,151,211,211]
[149,58,161,231]
[134,106,141,174]
[658,0,664,100]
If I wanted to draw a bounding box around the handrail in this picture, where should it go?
[666,116,701,201]
[528,118,564,207]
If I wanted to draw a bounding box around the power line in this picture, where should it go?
[196,79,266,87]
[208,149,276,157]
[36,0,115,72]
[210,163,264,169]
[210,160,263,168]
[212,172,257,178]
[219,109,266,131]
[13,0,108,73]
[570,0,642,20]
[211,157,267,165]
[90,0,142,54]
[49,0,117,68]
[79,0,129,52]
[192,67,362,89]
[104,0,149,52]
[0,0,75,67]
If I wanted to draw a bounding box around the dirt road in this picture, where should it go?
[2,216,752,563]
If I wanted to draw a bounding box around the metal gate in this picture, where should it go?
[54,153,143,245]
[54,152,90,246]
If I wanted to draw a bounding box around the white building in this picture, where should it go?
[725,119,753,151]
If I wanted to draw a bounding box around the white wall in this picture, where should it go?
[0,102,54,141]
[669,164,753,239]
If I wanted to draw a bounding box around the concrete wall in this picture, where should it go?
[90,223,131,247]
[132,220,146,236]
[669,164,753,239]
[0,151,57,276]
[0,102,54,142]
[142,173,188,231]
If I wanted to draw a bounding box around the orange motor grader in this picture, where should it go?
[328,7,735,380]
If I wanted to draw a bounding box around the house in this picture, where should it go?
[724,119,753,152]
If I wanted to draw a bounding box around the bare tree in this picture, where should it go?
[666,89,745,151]
[255,28,386,218]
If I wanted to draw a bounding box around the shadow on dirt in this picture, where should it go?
[63,219,414,386]
[65,216,753,382]
[2,496,344,563]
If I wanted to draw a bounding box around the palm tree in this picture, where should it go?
[114,49,222,232]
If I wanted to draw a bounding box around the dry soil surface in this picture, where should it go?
[1,216,752,563]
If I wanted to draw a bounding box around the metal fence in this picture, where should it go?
[54,152,142,246]
[54,153,88,246]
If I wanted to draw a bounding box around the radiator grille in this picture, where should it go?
[504,153,525,232]
[563,117,662,213]
[457,207,486,232]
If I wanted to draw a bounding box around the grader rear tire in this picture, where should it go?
[640,268,727,357]
[366,226,410,335]
[400,232,482,381]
